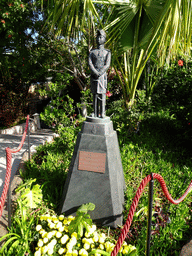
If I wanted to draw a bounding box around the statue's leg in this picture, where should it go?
[101,93,106,118]
[93,94,98,117]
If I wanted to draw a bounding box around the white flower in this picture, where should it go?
[41,245,48,254]
[79,248,88,256]
[41,232,48,238]
[61,234,69,244]
[72,250,78,256]
[56,221,63,229]
[93,232,99,242]
[56,231,62,238]
[48,222,55,229]
[70,237,77,245]
[58,248,65,255]
[37,239,44,248]
[84,243,90,250]
[43,237,49,244]
[47,248,54,255]
[36,224,42,232]
[59,226,65,232]
[59,215,65,220]
[34,249,41,256]
[47,232,54,239]
[98,233,106,244]
[50,238,57,246]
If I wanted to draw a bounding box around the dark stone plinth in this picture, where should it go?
[60,116,125,228]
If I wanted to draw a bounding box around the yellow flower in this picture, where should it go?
[61,234,69,244]
[63,218,71,225]
[59,215,65,220]
[119,246,123,253]
[66,252,73,256]
[99,244,104,250]
[39,229,45,235]
[68,215,75,221]
[64,226,69,232]
[58,247,65,255]
[38,239,44,248]
[40,216,45,221]
[41,232,48,238]
[71,232,78,238]
[122,245,137,255]
[72,249,78,256]
[105,241,115,253]
[85,231,91,238]
[36,224,42,232]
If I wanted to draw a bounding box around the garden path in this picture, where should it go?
[0,128,57,240]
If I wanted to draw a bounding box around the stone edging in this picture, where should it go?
[0,121,37,135]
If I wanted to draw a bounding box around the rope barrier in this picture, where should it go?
[111,173,192,256]
[0,115,29,219]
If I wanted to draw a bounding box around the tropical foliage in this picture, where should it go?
[42,0,192,108]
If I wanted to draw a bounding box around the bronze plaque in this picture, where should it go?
[78,151,106,173]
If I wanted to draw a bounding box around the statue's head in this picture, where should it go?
[96,30,106,45]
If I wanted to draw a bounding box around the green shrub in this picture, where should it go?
[152,59,192,140]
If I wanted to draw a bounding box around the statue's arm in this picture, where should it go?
[98,51,111,76]
[89,52,99,77]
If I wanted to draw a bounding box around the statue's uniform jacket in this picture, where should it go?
[89,49,111,94]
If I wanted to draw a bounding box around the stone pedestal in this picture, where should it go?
[60,116,125,228]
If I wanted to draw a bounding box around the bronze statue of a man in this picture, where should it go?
[89,30,111,118]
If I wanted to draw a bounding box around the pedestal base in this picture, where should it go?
[60,116,125,228]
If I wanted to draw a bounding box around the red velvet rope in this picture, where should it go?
[111,173,192,256]
[0,115,29,219]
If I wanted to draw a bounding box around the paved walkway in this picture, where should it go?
[0,128,56,239]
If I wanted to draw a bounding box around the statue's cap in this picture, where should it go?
[97,29,106,38]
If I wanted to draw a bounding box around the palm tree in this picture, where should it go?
[102,0,192,107]
[42,0,192,108]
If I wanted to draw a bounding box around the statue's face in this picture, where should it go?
[96,34,106,45]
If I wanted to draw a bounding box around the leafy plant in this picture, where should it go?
[16,178,43,208]
[0,179,43,255]
[68,203,95,237]
[0,199,35,255]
